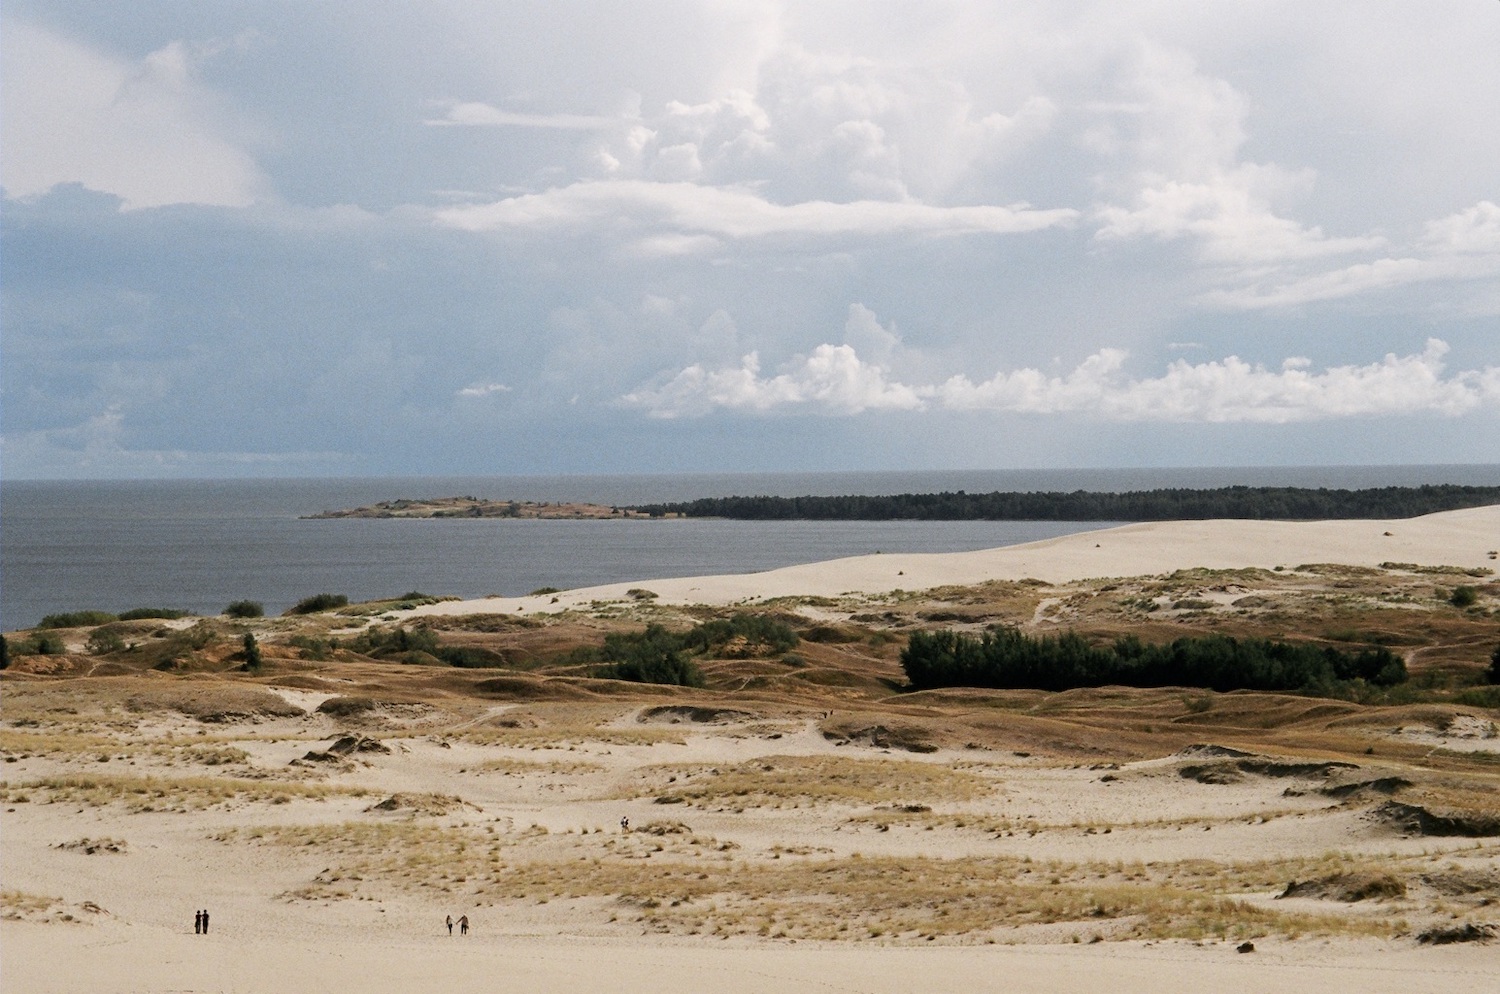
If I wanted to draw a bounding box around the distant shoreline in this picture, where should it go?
[304,497,683,520]
[311,485,1500,523]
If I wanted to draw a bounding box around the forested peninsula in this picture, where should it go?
[627,484,1500,521]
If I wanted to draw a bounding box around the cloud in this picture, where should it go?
[624,333,1500,424]
[424,101,618,130]
[1094,167,1386,264]
[1205,200,1500,309]
[1,406,353,479]
[1086,42,1385,266]
[434,179,1076,242]
[1,19,267,209]
[456,382,511,398]
[622,345,925,418]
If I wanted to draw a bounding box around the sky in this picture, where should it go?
[3,1,1499,479]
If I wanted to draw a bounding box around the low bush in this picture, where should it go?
[14,633,67,655]
[347,625,438,658]
[595,624,704,687]
[682,613,800,656]
[85,626,128,656]
[117,608,191,621]
[223,600,264,619]
[286,593,348,615]
[37,611,118,629]
[1450,586,1479,608]
[287,634,335,661]
[1488,645,1500,685]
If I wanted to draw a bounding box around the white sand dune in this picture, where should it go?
[408,504,1500,618]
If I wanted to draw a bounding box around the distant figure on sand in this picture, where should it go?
[446,914,453,935]
[201,909,210,934]
[620,815,629,832]
[458,914,469,935]
[194,910,202,934]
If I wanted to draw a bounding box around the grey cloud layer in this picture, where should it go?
[3,2,1498,477]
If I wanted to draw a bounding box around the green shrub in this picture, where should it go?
[288,634,335,661]
[436,646,508,668]
[174,621,222,651]
[37,610,118,629]
[1488,645,1500,685]
[1450,585,1479,608]
[86,626,128,656]
[117,607,191,621]
[223,600,264,619]
[529,587,561,596]
[0,635,9,670]
[286,593,348,615]
[16,633,67,655]
[595,624,704,687]
[682,613,800,656]
[1455,685,1500,709]
[347,625,438,658]
[242,633,263,672]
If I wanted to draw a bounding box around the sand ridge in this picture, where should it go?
[401,505,1500,618]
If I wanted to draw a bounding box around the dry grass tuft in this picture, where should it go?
[628,754,994,810]
[1,774,367,812]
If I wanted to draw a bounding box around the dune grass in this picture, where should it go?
[629,754,994,810]
[224,816,1439,942]
[1,773,367,812]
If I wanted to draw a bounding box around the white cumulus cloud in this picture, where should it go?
[622,345,925,418]
[624,334,1500,424]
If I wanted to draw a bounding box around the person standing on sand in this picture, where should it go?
[446,914,453,935]
[458,914,469,935]
[620,815,629,832]
[202,909,210,933]
[194,910,202,934]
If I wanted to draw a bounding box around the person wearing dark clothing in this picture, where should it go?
[194,910,202,934]
[458,914,469,935]
[201,909,210,933]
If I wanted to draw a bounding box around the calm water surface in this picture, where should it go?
[5,467,1496,628]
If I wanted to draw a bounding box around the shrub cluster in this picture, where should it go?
[10,632,67,655]
[587,614,800,687]
[37,610,119,629]
[901,627,1407,694]
[117,607,191,621]
[224,600,265,619]
[286,593,349,615]
[595,624,705,687]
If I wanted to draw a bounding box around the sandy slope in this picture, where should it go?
[405,505,1500,619]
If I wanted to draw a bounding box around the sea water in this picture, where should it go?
[4,466,1497,629]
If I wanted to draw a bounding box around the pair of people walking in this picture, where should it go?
[193,909,210,934]
[445,914,469,935]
